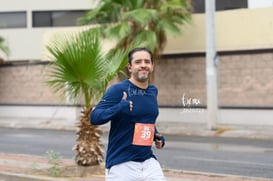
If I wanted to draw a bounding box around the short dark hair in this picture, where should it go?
[128,47,153,65]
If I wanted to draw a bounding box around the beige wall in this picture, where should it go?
[1,50,272,108]
[155,51,273,107]
[0,64,65,105]
[218,52,273,107]
[164,7,273,54]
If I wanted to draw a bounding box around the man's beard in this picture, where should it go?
[133,72,150,82]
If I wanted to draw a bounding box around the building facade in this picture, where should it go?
[0,1,273,122]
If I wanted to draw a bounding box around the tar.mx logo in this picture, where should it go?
[181,93,204,113]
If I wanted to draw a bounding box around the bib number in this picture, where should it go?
[132,123,155,146]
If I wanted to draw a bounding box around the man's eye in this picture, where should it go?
[145,60,151,64]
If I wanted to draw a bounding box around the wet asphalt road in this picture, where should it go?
[1,127,273,179]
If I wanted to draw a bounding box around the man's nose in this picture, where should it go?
[140,60,146,67]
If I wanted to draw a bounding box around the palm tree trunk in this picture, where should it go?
[73,107,104,166]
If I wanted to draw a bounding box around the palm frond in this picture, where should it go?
[0,36,10,56]
[78,0,192,64]
[156,18,182,35]
[128,0,145,9]
[78,0,122,25]
[134,30,157,51]
[123,9,158,26]
[104,22,131,41]
[46,28,108,105]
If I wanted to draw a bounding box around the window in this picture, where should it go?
[0,12,27,28]
[191,0,248,13]
[32,10,86,27]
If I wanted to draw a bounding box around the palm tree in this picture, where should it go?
[45,27,128,166]
[78,0,192,67]
[0,36,10,63]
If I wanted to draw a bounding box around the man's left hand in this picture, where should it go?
[155,133,165,149]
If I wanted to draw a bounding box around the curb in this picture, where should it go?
[0,171,105,181]
[0,171,65,181]
[164,169,272,181]
[1,169,271,181]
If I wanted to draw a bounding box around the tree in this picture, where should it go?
[45,27,129,166]
[78,0,192,79]
[0,36,10,63]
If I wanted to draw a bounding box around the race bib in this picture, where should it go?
[132,123,155,146]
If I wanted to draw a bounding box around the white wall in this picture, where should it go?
[0,0,98,11]
[0,105,81,121]
[0,27,90,61]
[1,28,48,61]
[248,0,273,8]
[0,0,99,61]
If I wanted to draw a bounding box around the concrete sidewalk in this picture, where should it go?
[1,109,273,140]
[157,108,273,139]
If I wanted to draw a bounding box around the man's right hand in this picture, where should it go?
[122,92,133,112]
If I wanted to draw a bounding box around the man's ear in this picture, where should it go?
[151,63,155,72]
[127,64,131,72]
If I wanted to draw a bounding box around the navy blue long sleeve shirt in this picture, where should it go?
[90,79,160,169]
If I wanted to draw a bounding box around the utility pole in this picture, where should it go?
[205,0,218,130]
